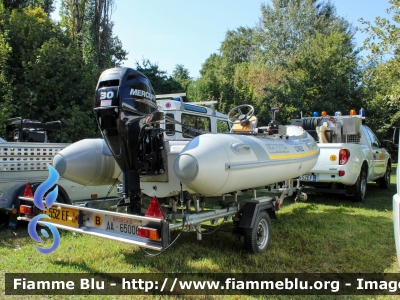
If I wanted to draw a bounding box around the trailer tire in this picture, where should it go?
[244,211,271,253]
[353,168,367,202]
[0,211,9,230]
[23,183,71,205]
[54,185,72,205]
[379,164,391,189]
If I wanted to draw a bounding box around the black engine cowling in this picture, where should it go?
[93,67,163,213]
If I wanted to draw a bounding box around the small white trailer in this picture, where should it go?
[0,118,119,229]
[19,180,302,254]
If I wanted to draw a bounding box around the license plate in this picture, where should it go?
[40,206,79,228]
[90,214,141,237]
[299,174,316,181]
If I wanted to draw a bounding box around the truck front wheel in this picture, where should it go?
[379,164,391,189]
[244,211,271,253]
[353,168,367,202]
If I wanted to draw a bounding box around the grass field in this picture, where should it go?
[1,166,399,299]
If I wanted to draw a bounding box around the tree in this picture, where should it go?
[0,6,98,141]
[85,0,127,68]
[220,27,255,63]
[1,7,62,119]
[135,59,183,94]
[0,0,130,141]
[360,0,400,137]
[24,37,98,141]
[60,0,127,69]
[193,0,360,126]
[59,0,87,46]
[0,3,11,125]
[2,0,54,14]
[231,62,284,125]
[267,31,361,123]
[194,54,225,104]
[255,0,351,66]
[172,64,192,92]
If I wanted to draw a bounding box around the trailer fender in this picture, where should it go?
[8,183,71,229]
[238,200,276,230]
[7,183,29,229]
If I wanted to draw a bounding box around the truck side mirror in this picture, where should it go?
[394,127,399,146]
[381,139,390,149]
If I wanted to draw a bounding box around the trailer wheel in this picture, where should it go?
[379,164,391,189]
[52,185,71,205]
[5,183,72,230]
[27,183,71,205]
[0,211,9,230]
[353,168,367,202]
[244,211,271,253]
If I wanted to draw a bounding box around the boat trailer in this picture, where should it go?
[18,179,305,254]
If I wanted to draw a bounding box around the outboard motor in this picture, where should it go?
[93,67,163,214]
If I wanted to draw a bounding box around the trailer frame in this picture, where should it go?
[18,179,304,253]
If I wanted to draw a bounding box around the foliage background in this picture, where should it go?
[0,0,399,141]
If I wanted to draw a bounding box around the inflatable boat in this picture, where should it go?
[53,68,319,212]
[174,126,319,196]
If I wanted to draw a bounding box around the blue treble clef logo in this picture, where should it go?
[27,164,61,254]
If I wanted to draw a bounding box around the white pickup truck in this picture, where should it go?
[295,112,391,201]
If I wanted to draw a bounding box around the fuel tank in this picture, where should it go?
[173,125,319,196]
[53,139,121,186]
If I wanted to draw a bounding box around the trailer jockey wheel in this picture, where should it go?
[127,200,142,215]
[244,211,271,253]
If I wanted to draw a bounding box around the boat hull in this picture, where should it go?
[53,139,121,186]
[174,126,319,196]
[54,127,318,198]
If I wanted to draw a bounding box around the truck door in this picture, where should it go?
[365,126,386,178]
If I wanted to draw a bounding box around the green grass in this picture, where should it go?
[1,166,399,299]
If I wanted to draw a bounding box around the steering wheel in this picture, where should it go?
[227,104,255,125]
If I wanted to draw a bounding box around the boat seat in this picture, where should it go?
[231,116,258,133]
[316,125,331,143]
